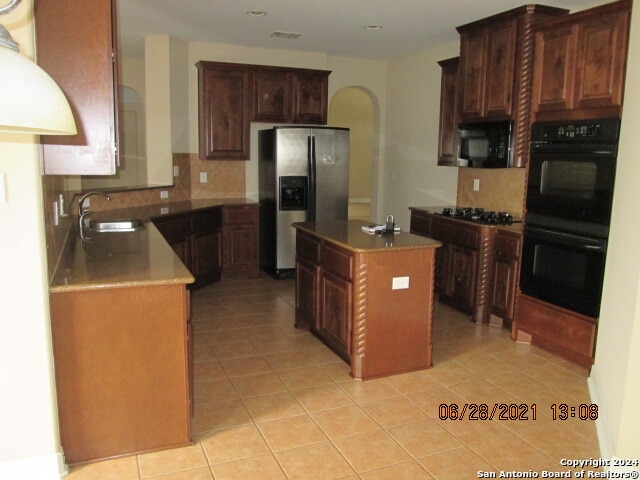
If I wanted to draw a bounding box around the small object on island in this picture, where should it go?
[385,215,395,233]
[361,223,400,235]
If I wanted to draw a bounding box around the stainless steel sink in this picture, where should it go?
[89,218,145,232]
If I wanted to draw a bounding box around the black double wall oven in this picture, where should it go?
[520,118,620,318]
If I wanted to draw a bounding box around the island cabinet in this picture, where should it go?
[531,0,631,121]
[35,0,118,175]
[196,62,330,160]
[455,5,568,166]
[293,220,441,380]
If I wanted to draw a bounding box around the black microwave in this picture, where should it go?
[457,120,513,168]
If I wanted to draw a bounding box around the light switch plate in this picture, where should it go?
[160,190,169,199]
[473,178,480,191]
[392,276,410,290]
[200,172,208,183]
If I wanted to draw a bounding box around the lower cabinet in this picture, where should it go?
[49,284,192,464]
[153,204,259,288]
[492,230,521,326]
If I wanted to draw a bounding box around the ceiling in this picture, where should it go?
[118,0,608,60]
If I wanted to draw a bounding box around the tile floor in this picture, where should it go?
[67,275,601,480]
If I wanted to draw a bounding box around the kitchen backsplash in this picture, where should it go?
[456,167,526,215]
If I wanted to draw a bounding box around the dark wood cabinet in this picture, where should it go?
[449,245,478,310]
[492,230,521,327]
[222,205,260,279]
[531,0,631,121]
[319,270,352,359]
[35,0,119,175]
[295,230,321,330]
[437,57,459,166]
[455,5,568,166]
[196,63,251,160]
[197,62,330,160]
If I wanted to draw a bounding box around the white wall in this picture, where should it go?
[592,2,640,458]
[0,1,65,477]
[383,42,460,229]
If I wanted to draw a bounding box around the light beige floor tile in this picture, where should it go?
[311,404,381,439]
[437,416,511,445]
[423,362,479,386]
[518,422,601,462]
[199,424,270,465]
[194,378,238,404]
[387,419,463,458]
[242,391,306,422]
[193,361,226,381]
[383,371,442,394]
[274,441,356,480]
[453,351,516,377]
[67,455,139,480]
[446,378,515,405]
[333,430,412,473]
[276,365,334,389]
[418,446,495,480]
[317,361,353,382]
[483,370,551,398]
[210,454,287,480]
[230,372,288,398]
[193,399,253,433]
[305,345,346,364]
[138,444,207,478]
[337,378,398,403]
[220,355,272,378]
[142,467,213,480]
[262,350,315,371]
[361,461,434,480]
[256,414,328,451]
[212,340,259,360]
[203,329,246,345]
[468,434,555,471]
[405,387,467,418]
[291,383,355,412]
[359,396,429,427]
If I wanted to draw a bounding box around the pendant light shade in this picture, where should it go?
[0,23,77,135]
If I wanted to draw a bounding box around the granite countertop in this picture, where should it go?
[50,198,258,293]
[293,220,442,252]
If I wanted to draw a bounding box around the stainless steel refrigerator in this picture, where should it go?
[259,126,350,278]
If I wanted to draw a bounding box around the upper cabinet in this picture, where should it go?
[437,57,459,166]
[196,62,330,161]
[455,5,568,167]
[531,0,631,121]
[35,0,118,175]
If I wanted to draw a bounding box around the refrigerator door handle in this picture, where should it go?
[308,135,316,221]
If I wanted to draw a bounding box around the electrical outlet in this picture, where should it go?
[473,178,480,191]
[53,201,59,226]
[160,207,169,215]
[200,172,208,183]
[392,276,410,290]
[173,165,179,177]
[160,190,169,199]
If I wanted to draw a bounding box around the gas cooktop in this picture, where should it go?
[438,207,520,225]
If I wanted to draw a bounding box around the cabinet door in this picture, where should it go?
[197,66,250,159]
[437,58,459,166]
[459,29,489,119]
[531,24,577,115]
[492,254,518,321]
[192,231,222,279]
[295,258,319,330]
[224,224,258,272]
[434,243,451,297]
[291,72,329,124]
[35,0,118,175]
[319,271,352,359]
[252,70,291,122]
[485,19,517,117]
[449,246,477,309]
[573,7,629,111]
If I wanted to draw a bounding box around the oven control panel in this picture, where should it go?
[531,118,620,143]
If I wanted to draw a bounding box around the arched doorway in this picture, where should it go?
[328,87,378,222]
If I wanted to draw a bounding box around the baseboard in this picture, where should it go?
[0,453,67,480]
[588,367,614,460]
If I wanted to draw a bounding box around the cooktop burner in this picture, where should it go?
[439,207,519,225]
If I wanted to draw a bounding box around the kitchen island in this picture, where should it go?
[293,220,441,380]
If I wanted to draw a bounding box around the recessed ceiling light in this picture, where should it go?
[270,31,302,40]
[364,25,383,31]
[247,10,267,17]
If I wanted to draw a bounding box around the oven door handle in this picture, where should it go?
[524,226,607,252]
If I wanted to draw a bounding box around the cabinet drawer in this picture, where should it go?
[321,242,353,281]
[192,208,222,234]
[494,231,521,258]
[223,206,259,225]
[431,219,479,249]
[409,212,432,236]
[296,232,320,264]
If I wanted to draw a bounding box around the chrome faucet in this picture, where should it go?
[78,191,111,241]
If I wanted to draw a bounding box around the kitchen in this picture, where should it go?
[1,0,639,478]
